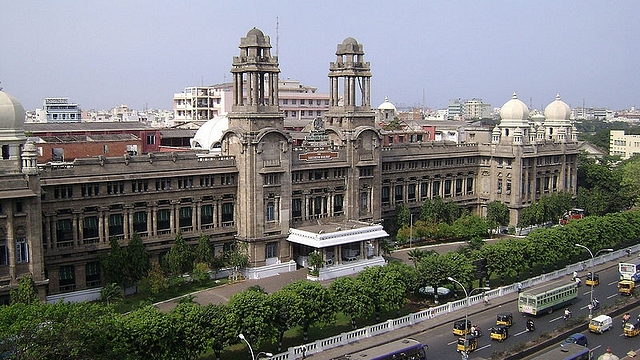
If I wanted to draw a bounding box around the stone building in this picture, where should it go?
[0,28,578,302]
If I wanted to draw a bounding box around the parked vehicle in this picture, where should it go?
[589,315,613,334]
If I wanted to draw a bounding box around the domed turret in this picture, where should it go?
[499,92,529,123]
[0,90,26,137]
[544,94,571,123]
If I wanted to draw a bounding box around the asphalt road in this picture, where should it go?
[403,260,633,360]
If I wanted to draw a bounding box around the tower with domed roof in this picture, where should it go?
[543,94,576,143]
[221,28,293,266]
[0,90,47,302]
[481,92,579,225]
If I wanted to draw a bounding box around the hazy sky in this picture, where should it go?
[2,1,639,112]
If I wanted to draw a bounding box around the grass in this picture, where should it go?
[114,278,230,313]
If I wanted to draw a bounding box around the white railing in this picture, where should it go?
[273,246,635,359]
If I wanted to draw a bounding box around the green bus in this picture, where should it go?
[518,282,578,316]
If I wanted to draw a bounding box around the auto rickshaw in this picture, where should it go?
[453,319,472,336]
[496,312,513,327]
[489,325,509,342]
[585,272,599,286]
[618,280,636,296]
[456,334,478,352]
[623,320,640,337]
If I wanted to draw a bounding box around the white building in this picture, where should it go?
[34,98,82,123]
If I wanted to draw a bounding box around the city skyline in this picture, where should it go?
[1,0,638,112]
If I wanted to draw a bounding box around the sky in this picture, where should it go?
[1,1,639,113]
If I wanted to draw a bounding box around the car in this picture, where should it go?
[589,315,613,334]
[418,286,451,296]
[561,333,588,347]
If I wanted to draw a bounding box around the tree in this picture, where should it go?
[407,248,426,268]
[357,266,406,320]
[0,302,120,360]
[330,276,372,328]
[115,305,181,360]
[201,303,236,360]
[486,201,509,233]
[225,241,249,282]
[100,283,124,306]
[395,203,410,229]
[125,232,150,291]
[194,233,214,267]
[268,288,305,351]
[100,237,127,287]
[10,276,39,305]
[164,232,194,276]
[227,287,276,348]
[281,280,335,341]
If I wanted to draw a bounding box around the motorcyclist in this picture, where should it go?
[526,319,535,331]
[591,298,599,310]
[572,271,578,280]
[623,312,631,328]
[564,308,572,319]
[472,324,481,337]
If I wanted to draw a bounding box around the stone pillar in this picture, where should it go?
[76,263,87,291]
[72,211,80,246]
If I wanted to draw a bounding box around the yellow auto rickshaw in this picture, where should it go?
[456,334,478,352]
[489,325,509,342]
[585,272,599,286]
[496,312,513,327]
[624,320,640,337]
[618,280,636,296]
[453,319,472,336]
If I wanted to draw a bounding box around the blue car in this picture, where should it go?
[561,333,588,347]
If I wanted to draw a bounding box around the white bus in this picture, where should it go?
[619,262,640,282]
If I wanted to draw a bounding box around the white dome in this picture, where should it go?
[544,94,571,122]
[499,92,529,122]
[378,97,397,111]
[0,90,26,141]
[190,115,229,150]
[0,91,25,130]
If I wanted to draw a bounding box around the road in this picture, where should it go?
[523,301,640,359]
[403,260,635,360]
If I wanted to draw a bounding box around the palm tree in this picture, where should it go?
[407,248,425,268]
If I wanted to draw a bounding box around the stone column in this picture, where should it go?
[72,211,80,246]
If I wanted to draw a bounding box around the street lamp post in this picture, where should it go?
[574,244,613,319]
[447,277,490,360]
[238,333,273,360]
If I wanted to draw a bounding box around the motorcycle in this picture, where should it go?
[526,320,535,332]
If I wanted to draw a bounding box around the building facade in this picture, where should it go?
[609,129,640,159]
[0,28,578,302]
[33,98,83,123]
